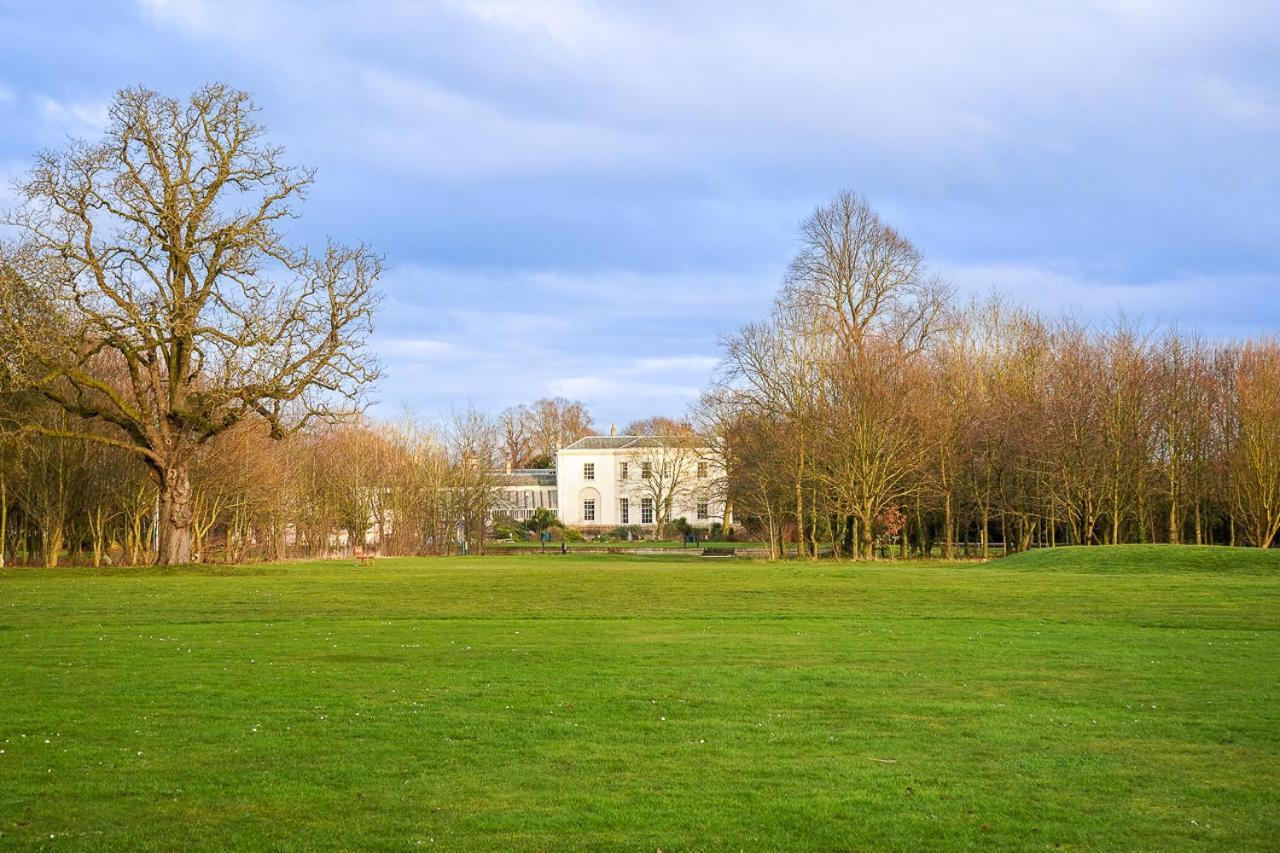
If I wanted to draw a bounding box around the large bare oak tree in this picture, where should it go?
[1,84,380,564]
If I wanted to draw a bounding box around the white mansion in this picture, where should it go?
[495,430,729,531]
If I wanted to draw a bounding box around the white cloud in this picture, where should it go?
[379,338,454,359]
[943,261,1280,338]
[349,67,685,180]
[34,96,108,135]
[6,1,1278,423]
[547,353,715,411]
[1191,75,1279,130]
[0,159,28,218]
[134,0,212,30]
[366,263,735,421]
[623,356,718,375]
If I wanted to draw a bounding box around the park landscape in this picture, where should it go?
[1,3,1279,850]
[1,545,1278,848]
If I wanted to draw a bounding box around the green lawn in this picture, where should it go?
[1,546,1277,850]
[493,538,763,548]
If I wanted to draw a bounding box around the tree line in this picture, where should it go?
[2,84,1275,565]
[702,191,1280,558]
[0,393,604,566]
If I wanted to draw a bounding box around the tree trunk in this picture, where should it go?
[859,507,874,560]
[980,508,990,559]
[42,520,63,568]
[1019,515,1034,553]
[914,492,926,558]
[156,465,195,565]
[764,505,778,560]
[942,492,954,559]
[88,506,106,567]
[794,441,806,559]
[808,489,819,561]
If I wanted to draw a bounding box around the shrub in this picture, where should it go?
[492,514,526,541]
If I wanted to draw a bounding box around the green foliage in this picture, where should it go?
[0,546,1276,848]
[491,513,527,541]
[668,516,692,537]
[524,507,558,535]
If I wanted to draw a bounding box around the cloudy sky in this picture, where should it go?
[2,1,1278,426]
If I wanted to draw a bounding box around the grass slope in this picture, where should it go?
[1001,544,1280,575]
[1,547,1277,850]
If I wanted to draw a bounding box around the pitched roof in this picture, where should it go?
[497,468,557,486]
[561,435,638,450]
[561,434,708,451]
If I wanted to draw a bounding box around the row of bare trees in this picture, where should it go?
[706,191,1280,558]
[0,394,517,566]
[498,398,595,469]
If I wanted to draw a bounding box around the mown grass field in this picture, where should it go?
[1,545,1277,850]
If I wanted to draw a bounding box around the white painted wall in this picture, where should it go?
[555,441,726,529]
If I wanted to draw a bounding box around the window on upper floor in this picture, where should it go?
[641,461,652,479]
[619,461,628,479]
[697,502,709,520]
[583,499,596,522]
[583,462,595,480]
[697,461,709,479]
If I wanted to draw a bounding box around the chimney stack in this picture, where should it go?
[610,423,617,436]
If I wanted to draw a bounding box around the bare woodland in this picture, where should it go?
[1,86,1277,565]
[708,192,1280,558]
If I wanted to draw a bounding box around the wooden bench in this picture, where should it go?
[354,550,376,568]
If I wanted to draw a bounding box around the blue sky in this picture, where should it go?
[2,1,1278,427]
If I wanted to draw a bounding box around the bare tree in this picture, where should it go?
[625,415,693,436]
[1231,340,1280,548]
[1,84,380,564]
[448,407,502,554]
[526,398,593,466]
[784,190,950,357]
[498,404,532,470]
[819,344,923,559]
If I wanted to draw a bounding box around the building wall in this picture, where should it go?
[555,445,726,529]
[556,449,621,526]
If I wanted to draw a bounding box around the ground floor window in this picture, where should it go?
[641,497,654,524]
[619,497,629,524]
[583,499,595,522]
[696,502,709,520]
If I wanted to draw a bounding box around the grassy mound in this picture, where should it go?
[1000,543,1280,574]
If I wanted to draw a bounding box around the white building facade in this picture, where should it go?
[494,433,729,532]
